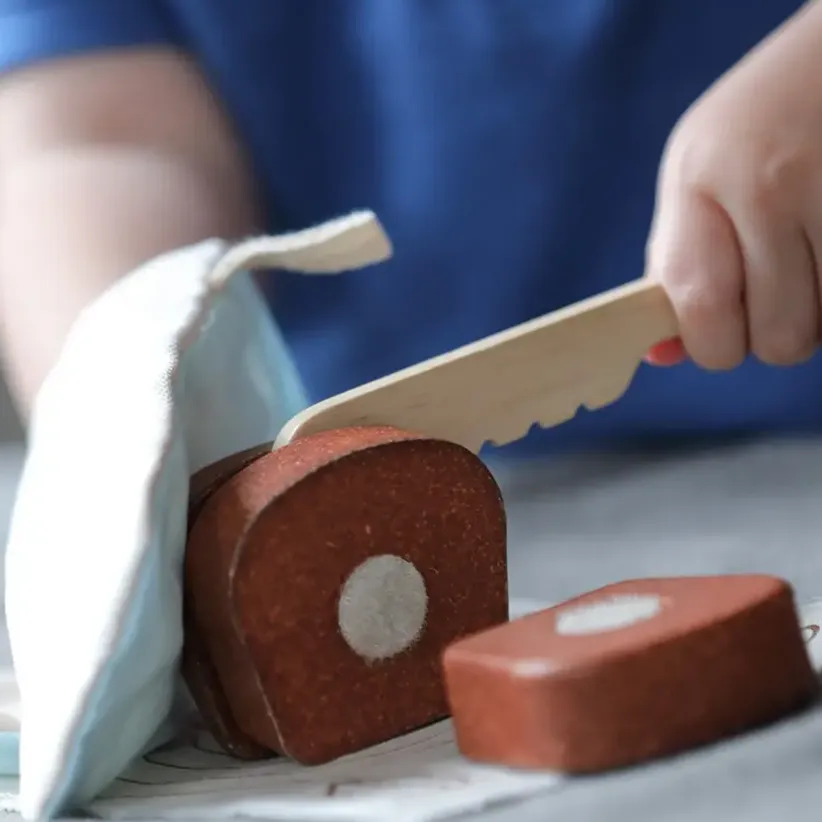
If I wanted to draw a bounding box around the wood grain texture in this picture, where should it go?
[276,280,677,452]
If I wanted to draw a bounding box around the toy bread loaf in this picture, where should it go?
[183,425,508,764]
[443,575,819,773]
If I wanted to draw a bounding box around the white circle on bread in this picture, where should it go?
[555,594,662,636]
[338,555,428,661]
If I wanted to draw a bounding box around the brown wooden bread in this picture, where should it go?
[183,425,508,764]
[182,442,278,760]
[443,575,819,773]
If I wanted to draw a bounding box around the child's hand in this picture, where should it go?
[645,3,822,370]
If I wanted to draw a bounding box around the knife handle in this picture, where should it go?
[555,278,679,395]
[467,278,679,448]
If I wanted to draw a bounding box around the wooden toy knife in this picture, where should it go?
[275,278,679,452]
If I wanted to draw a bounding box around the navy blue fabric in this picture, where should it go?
[1,0,818,455]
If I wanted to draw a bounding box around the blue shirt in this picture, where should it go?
[1,0,817,455]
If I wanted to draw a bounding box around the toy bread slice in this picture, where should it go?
[443,575,819,773]
[184,425,508,764]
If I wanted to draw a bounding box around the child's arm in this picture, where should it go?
[0,47,260,419]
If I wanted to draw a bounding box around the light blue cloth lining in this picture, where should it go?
[0,732,18,775]
[4,252,307,819]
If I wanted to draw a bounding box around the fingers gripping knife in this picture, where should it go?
[182,212,681,764]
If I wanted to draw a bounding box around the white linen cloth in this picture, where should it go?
[3,212,391,819]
